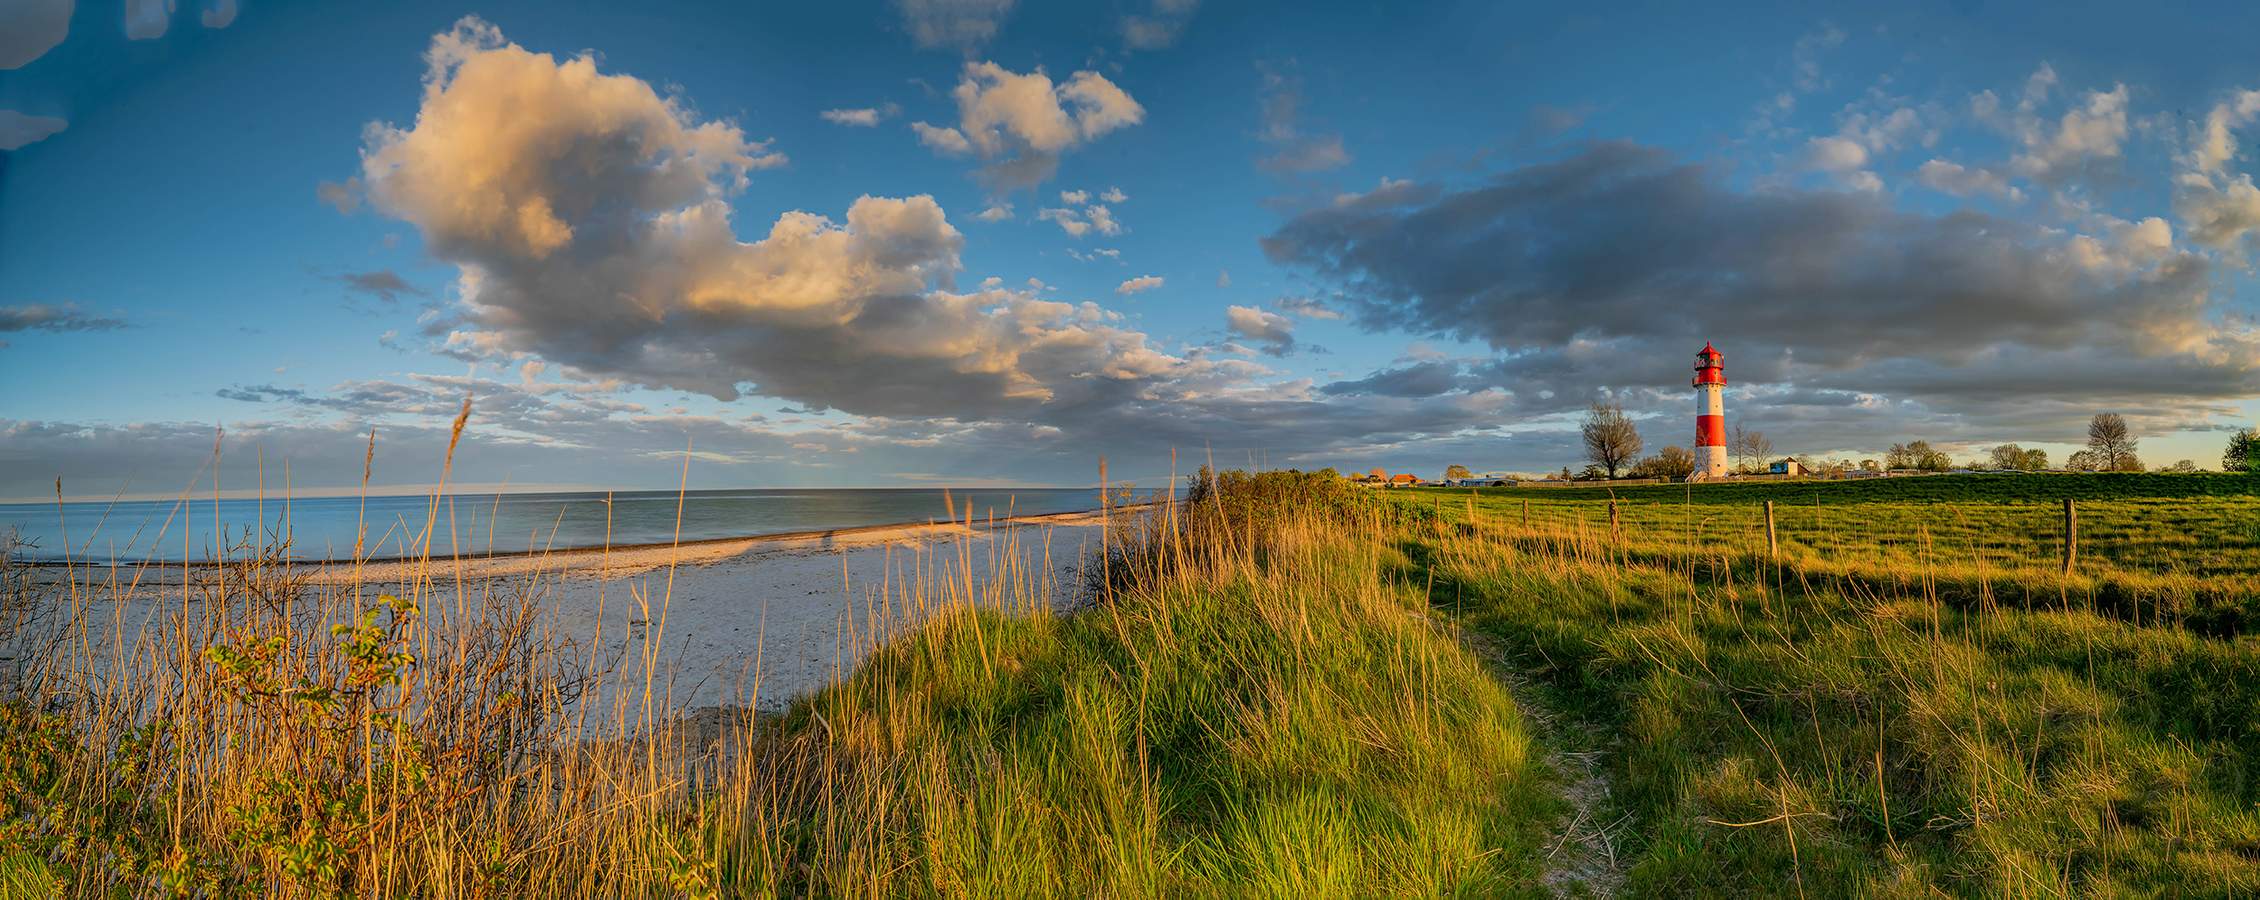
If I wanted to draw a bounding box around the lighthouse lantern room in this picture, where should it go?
[1693,343,1728,480]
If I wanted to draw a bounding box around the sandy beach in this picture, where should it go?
[18,509,1118,712]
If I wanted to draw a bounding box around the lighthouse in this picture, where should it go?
[1693,343,1728,480]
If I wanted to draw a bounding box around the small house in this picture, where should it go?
[1769,458,1803,476]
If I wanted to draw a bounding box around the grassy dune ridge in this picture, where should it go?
[712,490,1563,895]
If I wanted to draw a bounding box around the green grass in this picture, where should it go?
[1385,474,2260,895]
[1413,473,2260,578]
[703,488,1567,896]
[1436,471,2260,504]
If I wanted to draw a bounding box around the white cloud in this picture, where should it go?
[2009,80,2130,184]
[2174,88,2260,253]
[1117,275,1163,295]
[0,110,67,150]
[894,0,1015,51]
[1037,207,1090,236]
[918,61,1144,190]
[1101,186,1127,203]
[1277,296,1340,320]
[1839,105,1932,153]
[358,17,1181,421]
[1797,137,1877,191]
[1801,135,1868,173]
[822,105,897,127]
[0,0,72,69]
[1216,269,1230,288]
[1059,189,1088,205]
[2189,90,2260,175]
[1084,204,1120,235]
[1791,24,1845,93]
[201,0,235,29]
[1915,159,2023,202]
[1037,203,1121,237]
[910,121,972,154]
[2178,174,2260,251]
[1841,170,1883,193]
[125,0,171,40]
[974,202,1013,222]
[1225,305,1295,355]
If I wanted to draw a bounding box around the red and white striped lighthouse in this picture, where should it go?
[1693,343,1727,480]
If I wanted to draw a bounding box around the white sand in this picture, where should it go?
[18,510,1117,712]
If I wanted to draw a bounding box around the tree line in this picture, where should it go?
[1555,405,2260,481]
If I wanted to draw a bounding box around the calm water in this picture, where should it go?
[0,488,1129,563]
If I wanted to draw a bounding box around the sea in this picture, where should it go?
[0,488,1135,563]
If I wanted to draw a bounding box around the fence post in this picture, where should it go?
[2063,497,2077,576]
[1763,500,1778,561]
[1522,499,1529,527]
[1608,497,1620,540]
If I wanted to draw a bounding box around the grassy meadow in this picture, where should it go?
[2,467,2257,896]
[1395,474,2260,894]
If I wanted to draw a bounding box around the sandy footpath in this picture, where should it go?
[20,509,1118,712]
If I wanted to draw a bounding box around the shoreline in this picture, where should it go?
[20,503,1153,583]
[16,504,1125,710]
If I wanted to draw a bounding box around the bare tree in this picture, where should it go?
[1581,402,1642,479]
[2086,413,2141,471]
[1729,423,1773,473]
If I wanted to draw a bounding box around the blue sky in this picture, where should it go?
[5,0,2260,499]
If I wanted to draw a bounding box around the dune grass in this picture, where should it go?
[0,464,1566,896]
[696,485,1563,896]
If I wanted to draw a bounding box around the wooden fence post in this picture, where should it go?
[1608,497,1620,540]
[1763,500,1778,561]
[1522,499,1529,527]
[2063,497,2077,576]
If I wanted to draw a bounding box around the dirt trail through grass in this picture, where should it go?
[1457,625,1628,897]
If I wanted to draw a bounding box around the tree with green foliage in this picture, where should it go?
[2224,428,2260,472]
[1632,446,1695,479]
[1443,464,1472,481]
[2155,460,2199,474]
[1885,440,1952,471]
[1988,443,2049,471]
